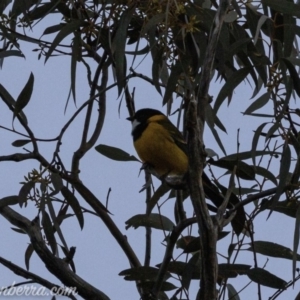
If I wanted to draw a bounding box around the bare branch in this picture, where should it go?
[187,1,232,299]
[71,52,108,176]
[0,206,110,300]
[0,256,77,300]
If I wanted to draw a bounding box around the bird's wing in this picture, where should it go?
[157,118,188,154]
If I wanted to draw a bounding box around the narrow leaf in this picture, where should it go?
[11,139,31,147]
[45,20,84,62]
[254,166,278,186]
[268,143,291,218]
[243,92,270,115]
[137,281,176,292]
[119,266,170,281]
[219,264,251,278]
[293,206,300,281]
[125,213,175,231]
[227,283,240,300]
[18,181,34,207]
[50,172,63,194]
[25,243,34,271]
[71,32,80,103]
[0,83,27,124]
[95,144,139,162]
[252,123,268,166]
[209,158,255,180]
[162,61,182,105]
[0,50,24,59]
[246,268,287,289]
[247,241,300,260]
[222,150,279,161]
[14,72,34,116]
[42,211,57,254]
[262,0,300,18]
[0,0,11,15]
[113,7,134,95]
[0,195,19,208]
[281,58,300,97]
[214,67,250,114]
[60,186,84,229]
[43,24,65,35]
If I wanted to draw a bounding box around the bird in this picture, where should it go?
[127,108,246,235]
[127,108,188,180]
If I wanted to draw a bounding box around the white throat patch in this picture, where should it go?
[131,119,140,133]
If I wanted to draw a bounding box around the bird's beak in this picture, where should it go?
[126,116,133,121]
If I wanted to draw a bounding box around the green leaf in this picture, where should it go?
[24,243,34,271]
[251,123,268,166]
[162,61,182,105]
[209,158,255,180]
[95,144,139,162]
[243,92,270,115]
[14,72,34,116]
[42,211,57,254]
[125,213,175,231]
[266,121,280,141]
[46,196,69,253]
[182,232,230,253]
[70,33,80,103]
[268,143,291,218]
[262,0,300,18]
[284,14,296,58]
[147,183,170,214]
[219,264,251,278]
[18,181,34,207]
[43,24,65,35]
[208,124,227,156]
[50,172,63,194]
[11,0,37,18]
[11,139,31,147]
[45,20,84,62]
[0,0,11,15]
[246,268,287,289]
[158,260,200,279]
[0,50,24,59]
[60,186,84,229]
[260,199,300,218]
[119,266,170,281]
[0,195,19,208]
[254,166,278,186]
[293,206,300,281]
[28,2,57,21]
[247,241,300,260]
[206,104,227,134]
[0,83,27,124]
[227,283,240,300]
[176,235,196,250]
[214,67,251,114]
[151,47,163,95]
[137,281,176,292]
[182,253,201,289]
[222,150,280,161]
[281,58,300,97]
[112,7,134,95]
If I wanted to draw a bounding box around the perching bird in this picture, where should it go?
[127,108,246,235]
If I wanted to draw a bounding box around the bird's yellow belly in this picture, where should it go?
[134,123,188,176]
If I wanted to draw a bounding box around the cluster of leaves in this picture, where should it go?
[1,0,300,299]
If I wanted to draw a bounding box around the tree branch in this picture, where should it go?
[0,206,110,300]
[0,256,77,300]
[187,1,231,299]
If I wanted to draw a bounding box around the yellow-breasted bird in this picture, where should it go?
[127,108,246,235]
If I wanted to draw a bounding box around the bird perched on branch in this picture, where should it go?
[127,108,246,235]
